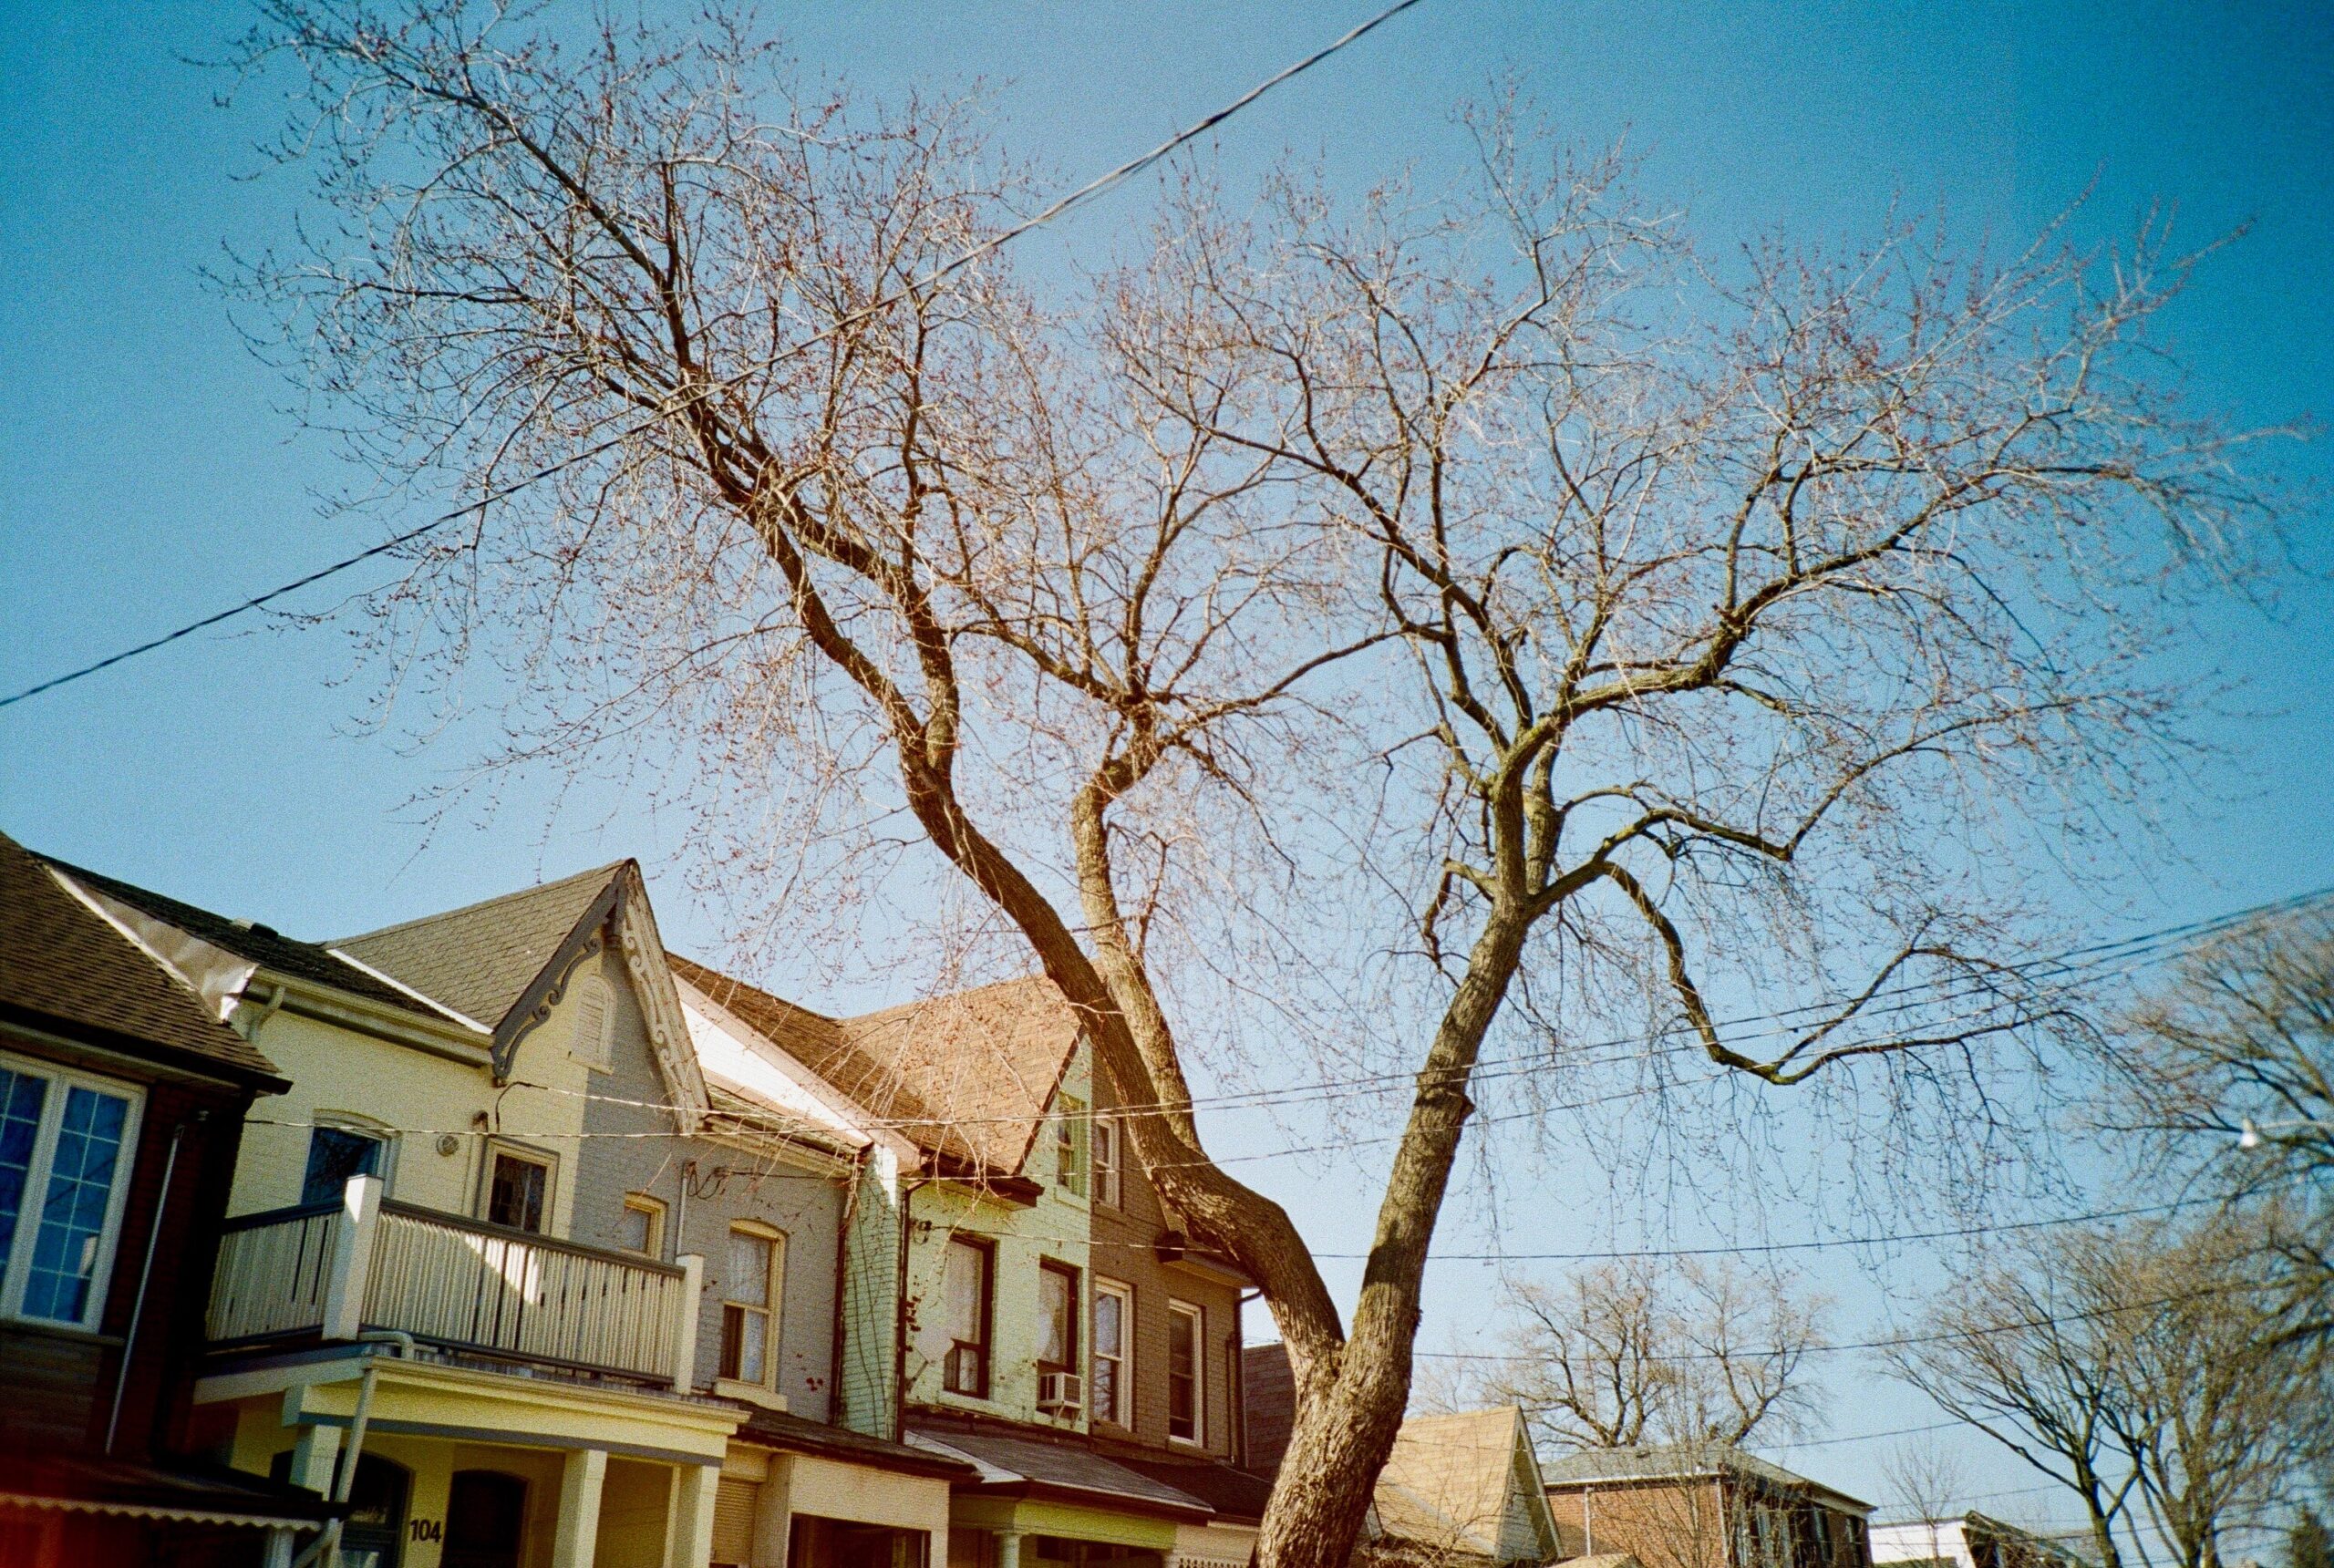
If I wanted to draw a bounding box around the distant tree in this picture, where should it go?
[1890,1219,2329,1568]
[1469,1258,1827,1452]
[2288,1511,2333,1568]
[2108,910,2334,1344]
[1882,1439,1971,1565]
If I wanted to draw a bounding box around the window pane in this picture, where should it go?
[722,1302,768,1384]
[943,1240,985,1343]
[488,1153,546,1232]
[617,1201,656,1254]
[301,1127,382,1206]
[1168,1305,1198,1439]
[23,1087,129,1323]
[1038,1267,1072,1366]
[0,1068,51,1268]
[728,1230,771,1308]
[1094,1290,1121,1357]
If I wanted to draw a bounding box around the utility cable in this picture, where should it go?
[0,0,1433,714]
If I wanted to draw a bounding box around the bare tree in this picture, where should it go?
[1469,1259,1827,1451]
[1889,1220,2329,1568]
[2108,909,2334,1341]
[1880,1439,1970,1567]
[232,5,2285,1565]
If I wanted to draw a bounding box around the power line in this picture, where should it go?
[0,0,1432,715]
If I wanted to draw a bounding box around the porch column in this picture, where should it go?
[667,1460,722,1568]
[284,1422,342,1497]
[996,1530,1023,1568]
[554,1448,609,1568]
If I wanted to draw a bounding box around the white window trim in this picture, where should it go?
[619,1191,666,1259]
[0,1047,145,1332]
[717,1221,788,1408]
[1092,1276,1134,1429]
[1092,1116,1121,1209]
[568,973,615,1072]
[478,1139,557,1233]
[1167,1298,1205,1447]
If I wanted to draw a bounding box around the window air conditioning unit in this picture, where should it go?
[1038,1371,1083,1413]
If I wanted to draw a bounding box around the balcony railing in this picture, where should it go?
[209,1176,703,1387]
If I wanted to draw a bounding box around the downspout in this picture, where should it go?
[893,1177,923,1444]
[105,1114,194,1452]
[291,1330,415,1568]
[830,1149,864,1424]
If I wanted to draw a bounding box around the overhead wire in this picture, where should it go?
[0,0,1435,714]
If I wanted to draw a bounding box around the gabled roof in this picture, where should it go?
[335,862,626,1030]
[671,956,1082,1181]
[1540,1442,1871,1515]
[1375,1408,1559,1564]
[42,853,432,1021]
[0,833,282,1083]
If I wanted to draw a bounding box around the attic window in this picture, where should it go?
[569,974,614,1072]
[1054,1094,1085,1197]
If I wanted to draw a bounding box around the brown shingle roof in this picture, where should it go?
[0,833,282,1082]
[671,955,1082,1180]
[334,862,624,1028]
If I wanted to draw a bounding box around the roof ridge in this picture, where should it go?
[333,860,626,944]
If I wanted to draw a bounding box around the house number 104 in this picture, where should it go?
[408,1519,443,1542]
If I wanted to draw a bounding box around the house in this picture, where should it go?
[1870,1513,2092,1568]
[1237,1346,1559,1568]
[263,860,976,1568]
[0,833,336,1564]
[676,959,1272,1568]
[46,853,754,1567]
[1538,1444,1874,1568]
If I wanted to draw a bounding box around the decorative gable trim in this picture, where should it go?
[491,875,622,1080]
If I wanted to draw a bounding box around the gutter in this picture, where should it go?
[243,973,492,1065]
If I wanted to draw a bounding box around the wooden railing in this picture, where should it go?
[207,1178,703,1387]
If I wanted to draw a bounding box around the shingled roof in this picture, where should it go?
[1540,1442,1871,1515]
[1372,1408,1559,1565]
[43,854,431,1020]
[671,955,1082,1181]
[0,833,282,1082]
[334,862,625,1030]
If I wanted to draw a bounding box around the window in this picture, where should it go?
[1038,1260,1079,1375]
[1090,1115,1121,1208]
[301,1125,386,1207]
[483,1145,552,1233]
[1053,1094,1085,1196]
[616,1192,666,1257]
[940,1234,994,1398]
[569,973,614,1071]
[1167,1300,1203,1444]
[719,1223,784,1387]
[0,1056,140,1329]
[1092,1278,1131,1426]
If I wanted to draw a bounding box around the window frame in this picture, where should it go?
[1090,1115,1121,1209]
[1037,1258,1081,1377]
[478,1139,556,1233]
[567,972,615,1072]
[939,1233,996,1400]
[300,1112,398,1207]
[718,1220,787,1399]
[0,1047,145,1332]
[617,1191,666,1259]
[1091,1276,1133,1428]
[1166,1298,1204,1446]
[1053,1094,1086,1197]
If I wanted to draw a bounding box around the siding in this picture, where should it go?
[568,946,847,1419]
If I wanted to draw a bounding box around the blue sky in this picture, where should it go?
[5,0,2331,1530]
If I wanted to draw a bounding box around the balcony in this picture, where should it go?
[207,1176,703,1387]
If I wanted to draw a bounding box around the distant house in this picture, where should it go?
[1238,1346,1559,1568]
[0,833,334,1564]
[1871,1513,2093,1568]
[1539,1443,1874,1568]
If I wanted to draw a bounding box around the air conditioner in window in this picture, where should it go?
[1037,1371,1083,1413]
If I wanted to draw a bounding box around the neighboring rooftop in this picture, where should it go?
[1242,1341,1297,1478]
[905,1423,1214,1519]
[0,832,282,1081]
[335,861,626,1030]
[1540,1442,1872,1516]
[1372,1407,1560,1566]
[674,954,1082,1181]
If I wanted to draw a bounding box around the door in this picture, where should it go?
[443,1470,529,1568]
